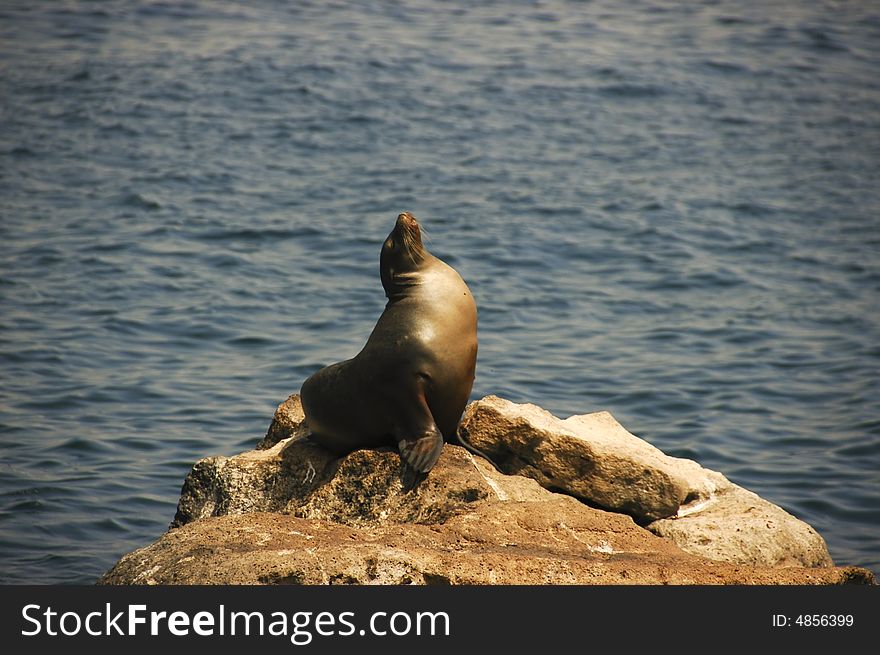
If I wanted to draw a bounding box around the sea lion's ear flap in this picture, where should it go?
[397,425,444,474]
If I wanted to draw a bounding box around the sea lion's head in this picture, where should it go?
[380,212,429,298]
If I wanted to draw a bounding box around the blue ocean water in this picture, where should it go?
[1,0,878,583]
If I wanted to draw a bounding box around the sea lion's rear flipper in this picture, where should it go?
[454,426,499,470]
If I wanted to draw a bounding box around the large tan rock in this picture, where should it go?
[102,445,870,585]
[460,396,713,521]
[101,393,865,585]
[173,436,549,531]
[460,395,834,568]
[100,509,870,586]
[647,482,833,568]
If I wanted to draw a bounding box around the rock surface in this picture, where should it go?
[100,393,873,585]
[172,435,548,531]
[460,396,834,568]
[256,393,304,450]
[102,446,870,585]
[646,483,833,568]
[461,396,705,521]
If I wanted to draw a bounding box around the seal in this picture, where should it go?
[300,212,478,474]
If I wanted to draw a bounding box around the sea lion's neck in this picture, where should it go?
[383,255,442,303]
[384,271,424,303]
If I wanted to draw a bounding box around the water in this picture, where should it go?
[1,0,878,584]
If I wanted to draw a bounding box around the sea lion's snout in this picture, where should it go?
[395,212,423,249]
[397,212,417,227]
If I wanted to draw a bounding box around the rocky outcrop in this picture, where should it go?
[256,393,304,450]
[460,396,833,568]
[102,445,870,585]
[100,393,873,585]
[646,484,833,568]
[172,434,548,531]
[460,397,707,522]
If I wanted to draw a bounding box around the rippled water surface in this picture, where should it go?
[1,0,878,583]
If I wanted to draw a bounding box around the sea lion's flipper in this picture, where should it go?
[395,382,445,473]
[454,426,499,470]
[397,424,444,473]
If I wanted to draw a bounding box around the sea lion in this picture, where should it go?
[300,212,478,474]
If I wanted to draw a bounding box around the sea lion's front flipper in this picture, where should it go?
[395,383,445,474]
[397,424,444,474]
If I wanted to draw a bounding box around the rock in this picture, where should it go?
[257,393,305,450]
[101,446,872,585]
[647,482,834,568]
[100,511,872,586]
[460,396,711,521]
[173,437,548,531]
[101,393,871,585]
[460,395,834,568]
